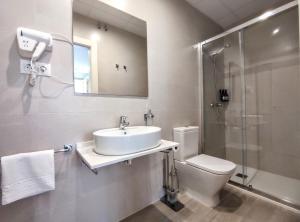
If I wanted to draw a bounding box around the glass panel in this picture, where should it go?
[202,4,300,208]
[243,7,300,205]
[202,32,246,184]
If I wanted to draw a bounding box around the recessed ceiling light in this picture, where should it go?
[272,28,280,35]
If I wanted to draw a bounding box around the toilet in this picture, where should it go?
[173,126,236,207]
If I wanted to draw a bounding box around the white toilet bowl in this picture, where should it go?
[175,154,236,207]
[173,126,236,207]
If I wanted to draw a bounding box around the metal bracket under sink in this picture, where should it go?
[80,159,133,175]
[81,160,98,175]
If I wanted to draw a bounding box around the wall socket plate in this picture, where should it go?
[20,59,51,77]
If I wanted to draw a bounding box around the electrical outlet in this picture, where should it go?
[20,59,51,76]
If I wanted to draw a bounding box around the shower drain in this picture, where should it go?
[236,173,248,179]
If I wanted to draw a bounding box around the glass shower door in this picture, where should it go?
[202,4,300,208]
[243,7,300,206]
[202,32,250,185]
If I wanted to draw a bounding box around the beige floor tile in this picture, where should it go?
[121,205,172,222]
[121,186,300,222]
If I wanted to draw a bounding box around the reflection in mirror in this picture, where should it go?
[73,0,148,97]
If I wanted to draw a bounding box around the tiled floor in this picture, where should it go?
[121,185,300,222]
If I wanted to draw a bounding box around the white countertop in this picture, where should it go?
[76,140,179,170]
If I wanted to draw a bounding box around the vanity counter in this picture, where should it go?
[76,140,178,171]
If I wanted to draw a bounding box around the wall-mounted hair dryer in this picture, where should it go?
[17,27,53,61]
[16,27,53,86]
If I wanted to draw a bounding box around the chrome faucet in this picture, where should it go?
[144,109,154,126]
[119,116,130,130]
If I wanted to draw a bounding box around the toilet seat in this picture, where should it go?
[186,154,236,175]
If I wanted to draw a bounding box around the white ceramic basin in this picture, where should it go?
[93,126,162,155]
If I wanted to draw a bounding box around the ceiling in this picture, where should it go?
[185,0,293,29]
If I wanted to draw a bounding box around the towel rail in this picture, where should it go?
[54,144,73,153]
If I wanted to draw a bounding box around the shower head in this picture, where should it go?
[209,43,231,57]
[209,48,224,57]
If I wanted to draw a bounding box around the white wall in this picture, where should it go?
[0,0,221,221]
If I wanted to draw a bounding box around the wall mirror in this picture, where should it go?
[72,0,148,97]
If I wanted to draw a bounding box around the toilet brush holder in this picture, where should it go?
[160,150,184,212]
[167,189,177,204]
[160,188,184,212]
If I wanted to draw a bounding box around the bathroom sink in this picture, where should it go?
[93,126,162,155]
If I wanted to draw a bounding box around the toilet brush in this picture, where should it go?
[167,164,178,204]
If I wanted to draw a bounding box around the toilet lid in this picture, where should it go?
[186,154,236,175]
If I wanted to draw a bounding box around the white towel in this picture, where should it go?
[1,150,55,205]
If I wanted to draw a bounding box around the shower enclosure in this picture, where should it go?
[199,1,300,209]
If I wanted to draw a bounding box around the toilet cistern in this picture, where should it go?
[119,116,130,130]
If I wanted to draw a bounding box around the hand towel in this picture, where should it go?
[1,150,55,205]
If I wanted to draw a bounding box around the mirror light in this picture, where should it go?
[91,33,100,41]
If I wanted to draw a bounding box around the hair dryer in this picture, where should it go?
[17,27,53,86]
